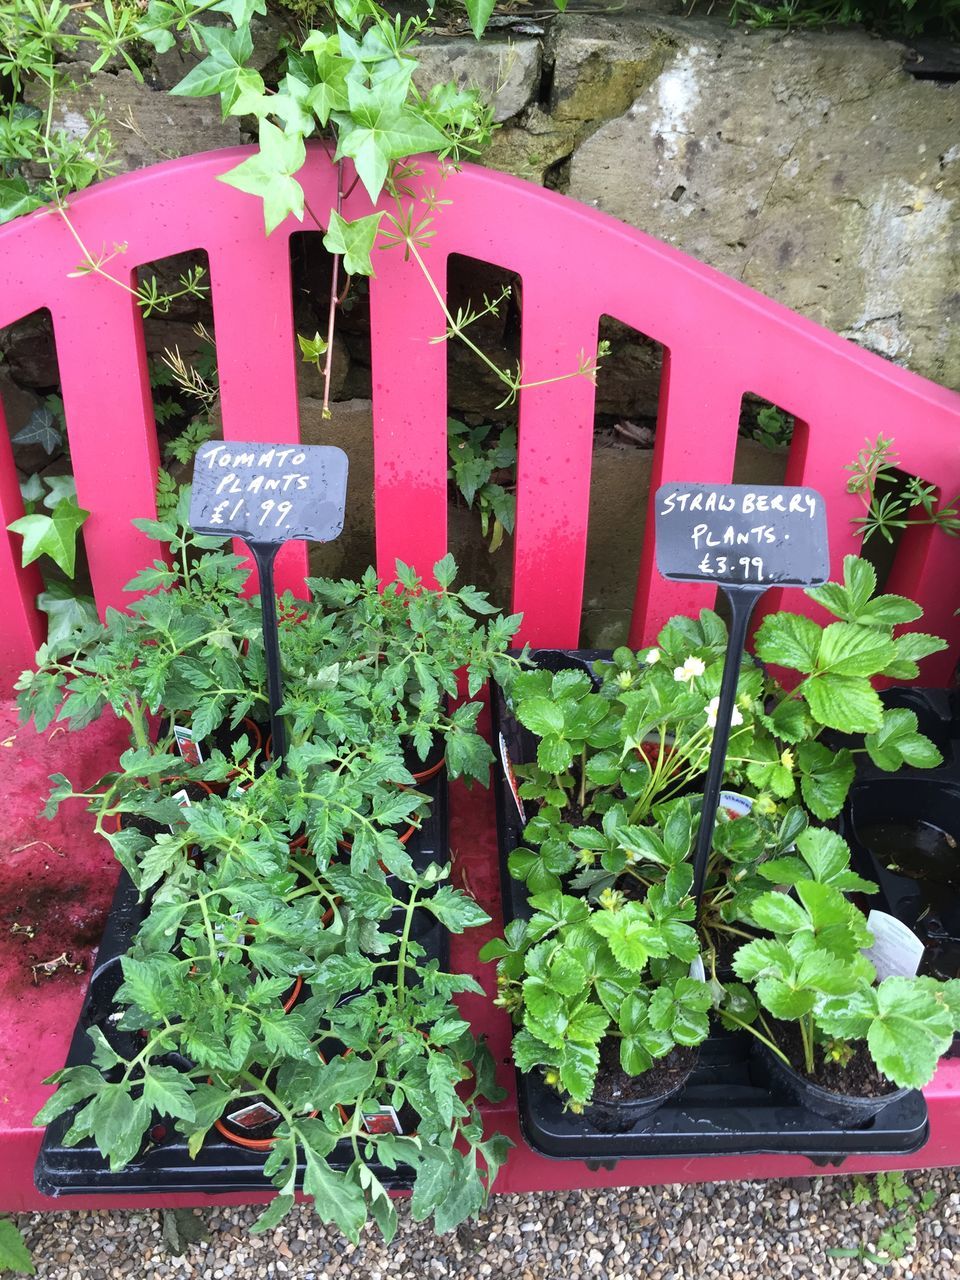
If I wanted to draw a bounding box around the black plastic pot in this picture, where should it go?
[493,649,929,1165]
[844,776,960,936]
[584,1048,697,1134]
[754,1041,911,1128]
[34,770,450,1197]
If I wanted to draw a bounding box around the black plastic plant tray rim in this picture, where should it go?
[492,649,930,1164]
[35,772,449,1197]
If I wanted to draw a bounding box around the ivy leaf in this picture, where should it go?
[332,73,448,202]
[305,45,351,126]
[463,0,497,38]
[0,1219,35,1275]
[12,406,62,454]
[0,177,43,224]
[218,121,306,234]
[322,210,384,277]
[41,475,78,510]
[170,24,259,111]
[297,331,328,365]
[213,0,268,26]
[37,582,98,646]
[8,496,90,576]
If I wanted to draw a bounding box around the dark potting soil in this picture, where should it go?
[776,1022,898,1100]
[590,1038,696,1106]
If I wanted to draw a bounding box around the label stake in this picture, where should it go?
[654,482,830,914]
[189,441,349,768]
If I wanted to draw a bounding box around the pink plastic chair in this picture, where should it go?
[2,147,960,1211]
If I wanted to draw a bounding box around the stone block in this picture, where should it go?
[563,17,960,388]
[415,36,541,124]
[25,62,248,179]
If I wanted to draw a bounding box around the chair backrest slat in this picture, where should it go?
[367,239,450,586]
[513,274,599,647]
[54,281,163,618]
[209,233,308,592]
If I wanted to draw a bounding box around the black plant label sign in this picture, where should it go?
[189,441,348,544]
[655,483,829,589]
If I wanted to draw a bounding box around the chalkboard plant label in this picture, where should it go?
[189,441,348,544]
[655,483,829,589]
[655,482,831,909]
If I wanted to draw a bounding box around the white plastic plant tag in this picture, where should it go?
[863,910,925,980]
[499,731,527,826]
[227,1100,281,1130]
[719,791,753,819]
[689,955,706,981]
[168,787,191,835]
[173,724,203,766]
[361,1105,403,1136]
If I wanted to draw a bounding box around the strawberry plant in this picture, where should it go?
[480,880,710,1110]
[720,828,960,1090]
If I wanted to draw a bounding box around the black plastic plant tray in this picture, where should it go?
[35,772,449,1197]
[491,650,929,1165]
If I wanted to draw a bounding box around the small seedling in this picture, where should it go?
[827,1172,938,1268]
[846,434,960,545]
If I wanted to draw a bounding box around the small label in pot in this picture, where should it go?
[719,791,753,819]
[689,955,706,981]
[863,910,924,980]
[227,1101,281,1130]
[499,732,527,826]
[174,725,203,767]
[361,1106,403,1136]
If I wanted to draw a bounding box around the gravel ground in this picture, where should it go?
[13,1171,960,1280]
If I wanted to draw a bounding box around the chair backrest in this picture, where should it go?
[2,147,960,689]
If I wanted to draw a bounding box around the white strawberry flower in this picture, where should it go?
[706,696,744,730]
[644,648,660,665]
[673,655,706,684]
